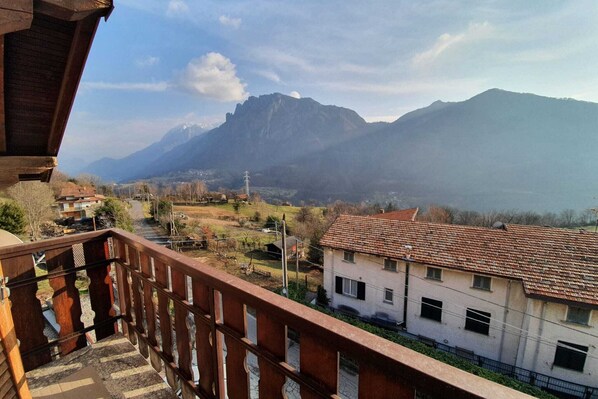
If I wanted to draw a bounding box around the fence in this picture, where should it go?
[401,330,597,399]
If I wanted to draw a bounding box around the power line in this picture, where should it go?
[320,246,598,341]
[332,269,598,360]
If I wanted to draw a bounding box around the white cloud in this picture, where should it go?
[289,91,301,99]
[175,52,248,102]
[166,0,189,17]
[250,47,315,72]
[136,56,160,67]
[80,81,168,91]
[255,70,281,83]
[219,15,241,29]
[412,22,493,67]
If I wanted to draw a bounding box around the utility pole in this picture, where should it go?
[244,171,250,197]
[281,214,288,298]
[295,240,300,286]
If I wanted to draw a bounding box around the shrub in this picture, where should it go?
[0,202,26,235]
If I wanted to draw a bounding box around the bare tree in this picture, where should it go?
[76,173,102,188]
[8,182,56,240]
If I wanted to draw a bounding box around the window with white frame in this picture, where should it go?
[426,267,442,281]
[384,288,393,304]
[343,251,355,263]
[472,275,491,291]
[383,258,397,272]
[335,276,366,300]
[566,306,591,325]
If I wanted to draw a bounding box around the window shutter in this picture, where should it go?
[357,281,366,300]
[335,276,343,294]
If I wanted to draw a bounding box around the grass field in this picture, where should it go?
[173,201,324,293]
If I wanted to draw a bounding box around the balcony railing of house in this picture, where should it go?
[0,229,532,399]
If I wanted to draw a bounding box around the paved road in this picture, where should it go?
[128,200,169,244]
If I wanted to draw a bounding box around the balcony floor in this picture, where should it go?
[26,333,177,399]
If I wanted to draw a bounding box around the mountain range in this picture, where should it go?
[77,89,598,211]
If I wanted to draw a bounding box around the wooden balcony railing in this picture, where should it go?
[0,229,532,399]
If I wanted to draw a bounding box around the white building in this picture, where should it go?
[321,215,597,391]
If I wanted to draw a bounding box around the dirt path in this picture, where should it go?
[128,200,169,244]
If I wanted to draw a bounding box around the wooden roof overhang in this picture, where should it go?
[0,0,113,187]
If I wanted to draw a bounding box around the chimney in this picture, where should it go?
[378,209,384,214]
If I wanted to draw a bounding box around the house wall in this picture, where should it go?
[406,263,527,362]
[322,245,597,389]
[517,299,597,387]
[323,248,406,323]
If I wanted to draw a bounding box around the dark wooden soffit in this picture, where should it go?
[0,0,112,188]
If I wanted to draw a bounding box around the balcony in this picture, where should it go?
[0,229,531,398]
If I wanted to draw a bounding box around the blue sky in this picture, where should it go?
[61,0,598,165]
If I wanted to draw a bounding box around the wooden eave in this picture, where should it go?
[0,0,112,188]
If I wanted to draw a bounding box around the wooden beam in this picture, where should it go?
[47,16,99,155]
[0,156,57,188]
[0,2,33,35]
[34,0,112,22]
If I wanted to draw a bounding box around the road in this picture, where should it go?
[128,200,169,244]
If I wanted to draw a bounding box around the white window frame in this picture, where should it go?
[342,278,358,297]
[384,288,393,304]
[383,258,397,272]
[343,251,355,263]
[566,306,591,326]
[426,267,442,281]
[472,275,491,291]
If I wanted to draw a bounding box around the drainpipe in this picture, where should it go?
[531,301,547,370]
[515,298,531,368]
[498,280,511,362]
[403,262,410,329]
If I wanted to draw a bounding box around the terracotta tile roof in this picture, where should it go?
[320,215,598,307]
[58,183,96,199]
[370,208,419,221]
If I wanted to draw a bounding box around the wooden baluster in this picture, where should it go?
[140,252,159,370]
[46,246,86,356]
[257,312,286,398]
[359,363,413,399]
[221,294,248,399]
[171,268,193,397]
[83,239,116,341]
[114,239,133,343]
[0,257,32,397]
[2,254,51,371]
[192,278,215,398]
[128,247,147,357]
[300,334,338,399]
[154,259,175,387]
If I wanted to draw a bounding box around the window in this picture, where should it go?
[343,251,355,263]
[465,308,491,335]
[335,276,366,300]
[472,275,491,291]
[421,297,442,322]
[553,341,588,372]
[426,267,442,281]
[384,288,393,304]
[384,258,397,272]
[566,306,591,325]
